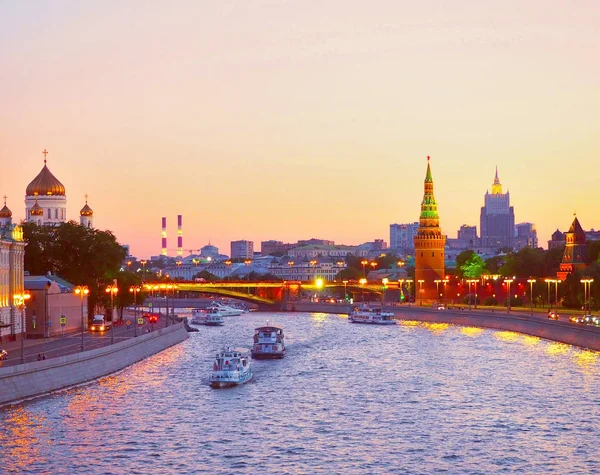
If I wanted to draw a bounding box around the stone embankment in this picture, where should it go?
[0,322,189,407]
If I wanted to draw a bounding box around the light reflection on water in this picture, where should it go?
[1,311,599,474]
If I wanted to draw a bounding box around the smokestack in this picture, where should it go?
[161,217,167,256]
[177,215,183,257]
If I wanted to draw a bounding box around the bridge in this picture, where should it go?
[143,281,390,309]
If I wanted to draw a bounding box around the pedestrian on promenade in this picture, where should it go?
[37,354,42,361]
[42,353,46,360]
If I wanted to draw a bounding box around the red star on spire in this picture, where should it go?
[427,155,430,161]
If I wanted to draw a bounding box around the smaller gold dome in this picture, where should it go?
[80,203,93,217]
[0,196,11,218]
[30,201,44,216]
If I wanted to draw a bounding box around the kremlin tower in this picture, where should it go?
[557,215,589,280]
[413,156,446,301]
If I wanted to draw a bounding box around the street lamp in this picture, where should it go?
[545,278,554,309]
[359,278,367,302]
[527,279,536,316]
[105,284,118,344]
[361,260,368,278]
[442,279,449,304]
[129,285,141,337]
[417,279,425,306]
[505,279,514,313]
[581,278,594,314]
[342,280,348,302]
[74,285,89,351]
[14,291,31,364]
[467,279,478,309]
[382,278,389,303]
[140,260,147,282]
[434,279,441,303]
[553,279,561,313]
[405,279,413,305]
[224,260,232,281]
[315,277,324,302]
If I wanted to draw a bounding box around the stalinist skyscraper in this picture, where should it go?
[413,156,446,301]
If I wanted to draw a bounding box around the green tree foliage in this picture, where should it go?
[500,247,564,278]
[192,270,219,282]
[455,250,475,278]
[460,253,486,279]
[22,221,127,317]
[337,267,361,281]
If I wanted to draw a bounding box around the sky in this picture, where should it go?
[1,1,599,259]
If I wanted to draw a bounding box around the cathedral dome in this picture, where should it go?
[0,197,11,218]
[80,203,93,217]
[26,159,66,197]
[30,200,44,216]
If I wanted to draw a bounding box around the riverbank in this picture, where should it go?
[0,322,188,407]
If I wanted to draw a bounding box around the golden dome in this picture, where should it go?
[0,196,11,218]
[26,161,66,197]
[30,200,44,216]
[80,204,93,217]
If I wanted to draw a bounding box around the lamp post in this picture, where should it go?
[244,259,252,294]
[527,279,536,316]
[553,279,561,314]
[382,278,389,303]
[105,284,118,344]
[359,278,367,302]
[434,279,441,303]
[129,285,141,336]
[417,279,424,306]
[342,280,348,302]
[467,279,478,309]
[581,278,594,314]
[398,279,405,303]
[406,279,413,305]
[140,260,147,282]
[466,280,472,310]
[361,260,368,278]
[14,292,31,364]
[442,279,449,305]
[545,278,554,309]
[224,260,231,281]
[74,285,89,351]
[505,279,513,313]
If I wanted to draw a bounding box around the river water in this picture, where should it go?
[1,311,599,474]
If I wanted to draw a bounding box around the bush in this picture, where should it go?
[484,296,498,306]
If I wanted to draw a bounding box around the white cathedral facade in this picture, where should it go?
[1,150,95,341]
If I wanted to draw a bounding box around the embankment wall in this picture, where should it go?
[0,323,189,407]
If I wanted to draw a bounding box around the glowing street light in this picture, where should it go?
[505,279,514,313]
[342,280,349,302]
[105,284,119,344]
[581,278,594,314]
[545,278,555,309]
[434,279,441,303]
[140,260,147,282]
[442,279,449,304]
[359,278,367,302]
[405,279,414,305]
[129,285,141,336]
[382,278,389,303]
[467,279,478,309]
[14,291,31,363]
[527,279,536,316]
[417,279,425,306]
[361,260,368,278]
[74,285,89,351]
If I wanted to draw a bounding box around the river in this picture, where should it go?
[1,311,599,474]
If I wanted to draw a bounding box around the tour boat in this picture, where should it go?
[210,301,245,317]
[190,307,224,326]
[348,304,396,324]
[252,323,285,359]
[209,347,253,388]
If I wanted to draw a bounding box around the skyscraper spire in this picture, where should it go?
[491,167,502,194]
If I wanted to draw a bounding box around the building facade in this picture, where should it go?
[390,222,419,251]
[480,168,515,249]
[0,219,27,342]
[25,152,68,225]
[413,157,446,300]
[514,222,538,250]
[261,240,294,256]
[268,259,346,282]
[230,240,254,259]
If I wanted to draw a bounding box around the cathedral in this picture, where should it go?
[0,149,95,341]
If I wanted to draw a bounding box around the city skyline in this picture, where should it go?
[1,1,599,258]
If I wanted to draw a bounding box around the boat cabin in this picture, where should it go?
[253,325,284,344]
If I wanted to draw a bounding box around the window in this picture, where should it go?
[55,208,58,219]
[48,208,52,219]
[420,252,423,257]
[432,252,434,257]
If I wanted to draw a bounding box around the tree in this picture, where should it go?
[461,253,486,279]
[22,221,127,317]
[455,250,476,278]
[192,270,218,282]
[337,267,361,281]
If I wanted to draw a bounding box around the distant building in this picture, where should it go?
[230,240,254,260]
[458,225,478,246]
[547,229,565,250]
[261,240,294,256]
[268,258,346,282]
[288,244,357,259]
[390,222,419,251]
[480,168,515,249]
[414,158,446,300]
[25,152,68,225]
[514,222,538,250]
[200,243,220,260]
[557,216,589,280]
[297,238,335,246]
[0,220,27,341]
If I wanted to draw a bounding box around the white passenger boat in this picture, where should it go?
[348,304,396,324]
[190,307,224,326]
[252,323,285,359]
[210,301,245,317]
[209,347,253,388]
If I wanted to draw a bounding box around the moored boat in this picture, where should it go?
[190,307,224,326]
[348,304,396,324]
[252,323,285,359]
[210,301,245,317]
[209,347,252,388]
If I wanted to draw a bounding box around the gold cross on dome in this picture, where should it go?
[2,195,6,206]
[85,193,88,203]
[42,148,48,163]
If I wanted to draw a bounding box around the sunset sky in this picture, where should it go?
[1,1,599,258]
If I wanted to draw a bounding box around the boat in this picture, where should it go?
[210,301,245,317]
[209,347,253,388]
[348,304,396,324]
[252,323,285,359]
[190,307,224,326]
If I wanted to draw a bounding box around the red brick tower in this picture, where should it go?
[557,215,588,280]
[413,156,446,301]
